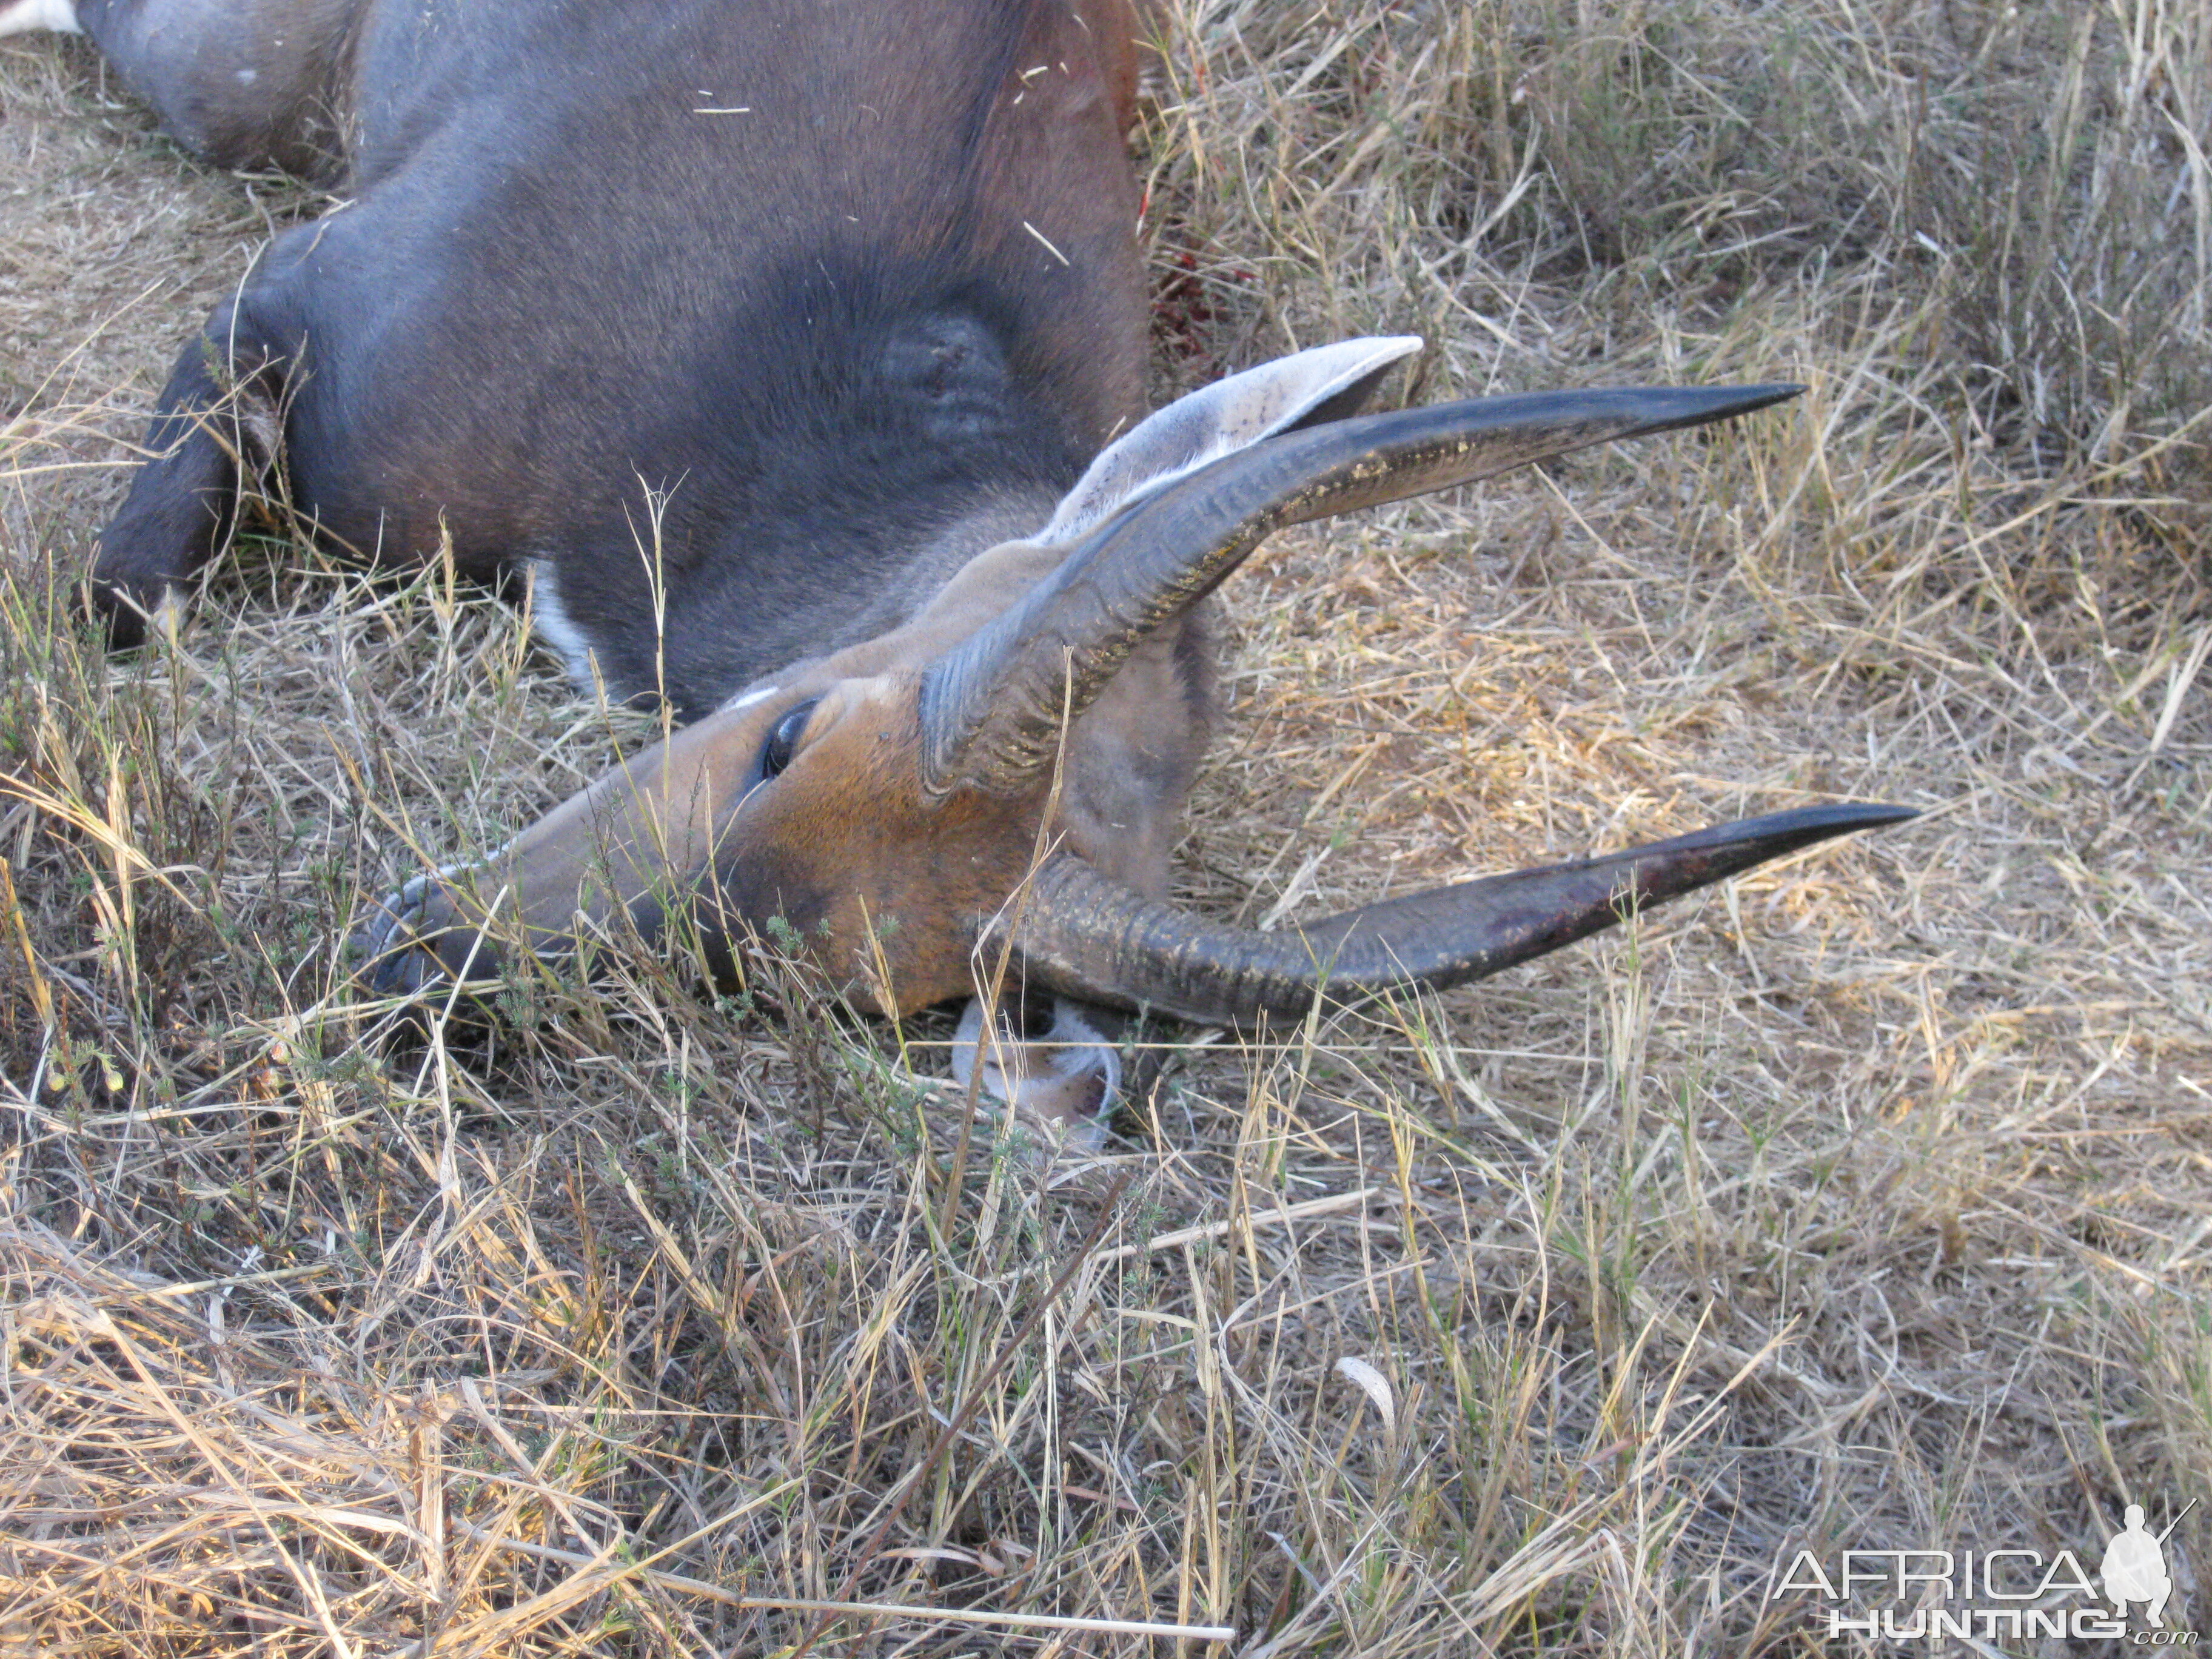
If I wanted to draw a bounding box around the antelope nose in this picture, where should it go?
[350,871,474,996]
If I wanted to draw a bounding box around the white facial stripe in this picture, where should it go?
[719,682,782,714]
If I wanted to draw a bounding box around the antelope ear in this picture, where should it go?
[1037,336,1423,545]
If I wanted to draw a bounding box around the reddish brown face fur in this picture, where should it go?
[361,543,1208,1017]
[696,674,1061,1014]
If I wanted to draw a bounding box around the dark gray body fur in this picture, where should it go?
[82,0,1155,720]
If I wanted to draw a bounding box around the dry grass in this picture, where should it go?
[3,1,2209,1653]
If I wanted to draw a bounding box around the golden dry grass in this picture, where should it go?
[2,2,2209,1654]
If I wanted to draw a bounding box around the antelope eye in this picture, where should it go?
[759,699,819,780]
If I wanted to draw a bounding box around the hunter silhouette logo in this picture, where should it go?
[2097,1504,2203,1637]
[2104,1502,2193,1630]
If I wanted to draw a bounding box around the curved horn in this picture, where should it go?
[991,803,1915,1028]
[920,383,1803,797]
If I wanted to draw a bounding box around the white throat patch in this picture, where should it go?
[528,560,598,690]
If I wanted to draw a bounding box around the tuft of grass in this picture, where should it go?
[4,1,2210,1653]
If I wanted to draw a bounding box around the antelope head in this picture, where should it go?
[355,340,1911,1126]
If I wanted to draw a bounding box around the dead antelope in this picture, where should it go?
[11,0,1911,1130]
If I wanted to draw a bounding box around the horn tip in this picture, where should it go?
[1718,800,1919,856]
[1742,380,1808,407]
[1689,381,1806,419]
[1578,380,1808,441]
